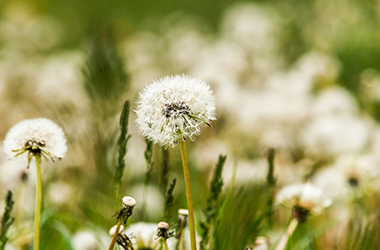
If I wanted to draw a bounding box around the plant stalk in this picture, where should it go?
[163,239,169,250]
[179,140,197,250]
[275,218,298,250]
[34,154,42,250]
[179,234,184,250]
[108,219,122,250]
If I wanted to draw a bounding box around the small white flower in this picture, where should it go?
[135,75,216,147]
[3,118,67,167]
[277,183,331,222]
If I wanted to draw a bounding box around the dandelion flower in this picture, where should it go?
[277,183,331,223]
[135,75,216,147]
[3,118,67,250]
[3,118,67,167]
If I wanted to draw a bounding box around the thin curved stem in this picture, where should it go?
[179,234,184,250]
[275,218,298,250]
[108,219,122,250]
[34,154,42,250]
[179,140,197,250]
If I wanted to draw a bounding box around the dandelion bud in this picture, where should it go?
[175,208,188,239]
[109,225,124,236]
[157,221,170,241]
[178,208,189,216]
[117,196,136,224]
[122,196,137,208]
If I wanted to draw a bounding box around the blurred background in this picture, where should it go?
[1,0,380,249]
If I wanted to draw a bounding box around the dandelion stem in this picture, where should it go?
[179,140,197,250]
[179,234,184,250]
[163,239,169,250]
[108,219,122,250]
[275,218,298,250]
[34,154,42,250]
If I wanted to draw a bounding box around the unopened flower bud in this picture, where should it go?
[157,221,170,240]
[178,208,189,216]
[123,196,136,208]
[117,196,136,224]
[175,209,189,239]
[109,225,124,236]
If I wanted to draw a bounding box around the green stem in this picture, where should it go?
[163,239,169,250]
[275,218,298,250]
[34,154,42,250]
[142,184,148,220]
[108,219,122,250]
[179,140,197,250]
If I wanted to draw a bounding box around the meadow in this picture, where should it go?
[1,0,380,249]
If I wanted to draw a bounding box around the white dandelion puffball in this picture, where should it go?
[277,183,331,222]
[135,75,216,147]
[3,118,67,162]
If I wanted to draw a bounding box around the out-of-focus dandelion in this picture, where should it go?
[135,74,216,250]
[72,231,102,250]
[108,196,136,250]
[125,222,176,250]
[312,155,380,201]
[3,118,66,250]
[275,183,331,250]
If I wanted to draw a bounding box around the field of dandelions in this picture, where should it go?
[1,0,380,249]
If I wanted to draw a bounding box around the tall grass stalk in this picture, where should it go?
[142,138,154,220]
[179,140,197,250]
[114,100,131,211]
[164,178,176,222]
[160,148,169,194]
[200,155,226,250]
[0,190,15,250]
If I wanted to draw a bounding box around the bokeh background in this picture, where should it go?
[1,0,380,249]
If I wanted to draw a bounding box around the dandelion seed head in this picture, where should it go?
[277,183,331,222]
[135,75,216,147]
[3,118,67,164]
